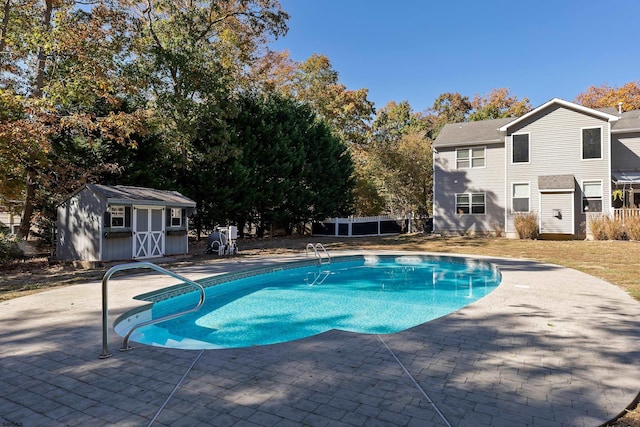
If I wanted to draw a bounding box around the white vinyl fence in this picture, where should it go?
[312,214,431,237]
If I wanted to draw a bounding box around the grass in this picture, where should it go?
[1,234,639,425]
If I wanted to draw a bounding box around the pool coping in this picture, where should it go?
[1,250,639,426]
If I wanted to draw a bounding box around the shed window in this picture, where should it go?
[456,193,486,215]
[582,181,602,212]
[512,134,529,163]
[456,147,485,169]
[512,183,530,212]
[111,206,125,228]
[170,208,182,227]
[582,127,602,160]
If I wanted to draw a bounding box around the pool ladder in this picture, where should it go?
[99,261,205,359]
[306,242,331,265]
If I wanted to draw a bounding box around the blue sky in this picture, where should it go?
[271,0,640,113]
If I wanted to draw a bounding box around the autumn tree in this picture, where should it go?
[127,0,289,166]
[469,88,531,121]
[0,0,144,239]
[370,101,433,216]
[428,92,471,139]
[575,81,640,111]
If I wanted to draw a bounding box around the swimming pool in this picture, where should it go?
[115,255,501,350]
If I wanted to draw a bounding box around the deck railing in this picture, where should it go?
[613,208,640,224]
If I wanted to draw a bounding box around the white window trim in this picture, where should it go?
[170,208,182,227]
[511,133,530,164]
[581,179,603,213]
[580,126,603,161]
[455,192,486,215]
[456,146,486,169]
[511,182,531,213]
[110,206,125,228]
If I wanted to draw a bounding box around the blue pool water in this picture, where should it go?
[115,255,501,350]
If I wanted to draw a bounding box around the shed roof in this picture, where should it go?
[434,118,513,148]
[81,184,196,207]
[538,175,576,192]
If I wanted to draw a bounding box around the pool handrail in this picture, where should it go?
[99,261,205,359]
[305,242,330,265]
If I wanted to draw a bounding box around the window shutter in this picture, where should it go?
[124,207,131,228]
[166,208,172,226]
[181,208,186,226]
[104,211,111,227]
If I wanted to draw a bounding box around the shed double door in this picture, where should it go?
[133,206,165,259]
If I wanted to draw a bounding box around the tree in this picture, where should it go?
[468,88,531,121]
[575,81,640,111]
[370,101,433,216]
[428,92,471,139]
[0,0,143,238]
[128,0,289,165]
[191,93,354,237]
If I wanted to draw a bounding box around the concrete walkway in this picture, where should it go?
[1,251,639,427]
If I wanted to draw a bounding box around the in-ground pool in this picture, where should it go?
[115,255,501,350]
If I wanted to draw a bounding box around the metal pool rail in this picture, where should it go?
[99,261,205,359]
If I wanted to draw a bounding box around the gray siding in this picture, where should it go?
[102,235,133,261]
[612,132,640,170]
[505,106,611,236]
[433,144,505,234]
[56,189,104,261]
[539,192,574,234]
[166,233,188,255]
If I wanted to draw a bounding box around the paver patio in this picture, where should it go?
[1,251,639,426]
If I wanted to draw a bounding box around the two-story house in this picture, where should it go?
[433,98,640,238]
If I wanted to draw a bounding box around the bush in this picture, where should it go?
[588,215,608,240]
[0,232,23,265]
[625,215,640,241]
[588,214,625,240]
[604,216,625,240]
[513,212,539,239]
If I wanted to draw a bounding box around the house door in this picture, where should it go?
[133,206,165,259]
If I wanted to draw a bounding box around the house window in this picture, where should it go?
[456,147,485,169]
[512,134,529,163]
[170,208,182,227]
[582,127,602,160]
[582,181,602,212]
[456,193,486,215]
[110,206,125,228]
[512,183,530,212]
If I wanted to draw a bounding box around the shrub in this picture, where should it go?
[625,215,640,241]
[588,214,625,240]
[604,216,625,240]
[0,232,23,265]
[588,215,608,240]
[513,212,539,239]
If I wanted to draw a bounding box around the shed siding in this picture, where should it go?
[102,234,133,261]
[539,192,574,234]
[56,188,103,261]
[433,144,505,234]
[166,234,188,255]
[505,106,611,236]
[612,132,640,170]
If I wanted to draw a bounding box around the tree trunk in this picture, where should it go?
[18,0,53,239]
[0,0,11,54]
[18,166,37,240]
[33,0,53,98]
